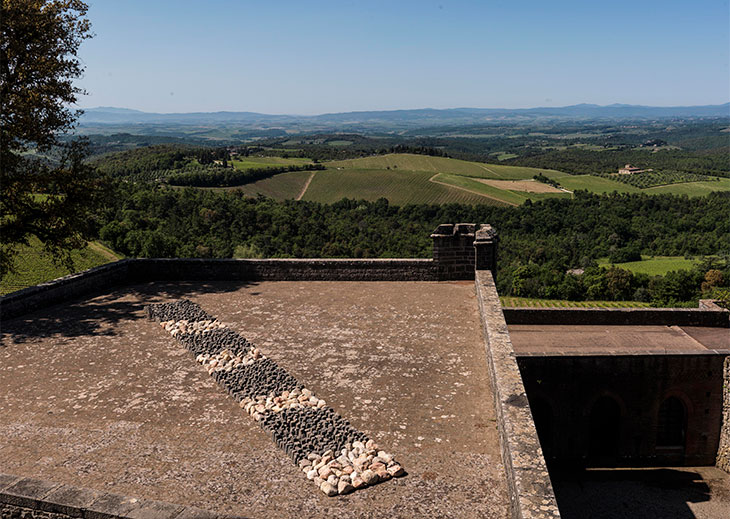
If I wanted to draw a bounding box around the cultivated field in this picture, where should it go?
[476,178,565,193]
[0,237,121,295]
[230,170,314,200]
[301,168,506,205]
[327,154,567,180]
[434,174,537,205]
[556,175,641,194]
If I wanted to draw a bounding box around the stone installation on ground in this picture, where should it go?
[147,299,405,497]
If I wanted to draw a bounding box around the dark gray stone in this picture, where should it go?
[172,507,220,519]
[0,475,22,492]
[39,485,102,517]
[85,493,145,519]
[125,500,184,519]
[2,478,62,509]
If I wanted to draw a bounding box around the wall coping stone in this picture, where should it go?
[0,474,229,519]
[475,271,561,519]
[503,307,729,328]
[516,350,730,358]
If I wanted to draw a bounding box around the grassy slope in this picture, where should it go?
[557,175,642,194]
[643,178,730,196]
[302,168,507,205]
[327,154,568,180]
[597,255,700,275]
[1,237,122,295]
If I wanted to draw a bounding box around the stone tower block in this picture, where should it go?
[431,223,498,280]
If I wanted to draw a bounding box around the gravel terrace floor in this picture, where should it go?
[0,281,510,519]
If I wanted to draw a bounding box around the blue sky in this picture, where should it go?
[77,0,730,114]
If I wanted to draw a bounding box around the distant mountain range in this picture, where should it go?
[79,103,730,129]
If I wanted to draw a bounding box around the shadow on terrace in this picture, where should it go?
[0,280,259,344]
[551,467,719,519]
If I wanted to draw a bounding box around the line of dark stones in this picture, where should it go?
[146,300,368,464]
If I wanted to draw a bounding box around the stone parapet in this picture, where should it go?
[0,474,219,519]
[475,270,560,519]
[1,224,503,320]
[0,260,133,320]
[132,258,438,282]
[0,258,437,320]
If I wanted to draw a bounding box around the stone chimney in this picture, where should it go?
[474,224,498,282]
[431,223,498,280]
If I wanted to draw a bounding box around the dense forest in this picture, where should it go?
[167,164,325,188]
[96,185,730,306]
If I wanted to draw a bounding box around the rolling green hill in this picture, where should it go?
[643,178,730,196]
[301,168,507,205]
[210,153,729,206]
[557,175,642,194]
[327,154,567,180]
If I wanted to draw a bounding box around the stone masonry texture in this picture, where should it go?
[718,356,730,473]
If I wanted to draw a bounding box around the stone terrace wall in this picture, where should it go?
[503,307,729,328]
[475,270,560,519]
[0,260,134,321]
[718,357,730,473]
[0,258,437,320]
[0,474,218,519]
[0,222,498,320]
[132,258,437,282]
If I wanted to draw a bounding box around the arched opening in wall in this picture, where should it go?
[588,396,621,464]
[657,396,686,452]
[530,396,554,460]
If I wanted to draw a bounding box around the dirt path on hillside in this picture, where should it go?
[295,171,317,200]
[428,174,518,206]
[477,163,499,176]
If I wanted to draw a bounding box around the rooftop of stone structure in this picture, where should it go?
[0,280,510,519]
[508,324,730,356]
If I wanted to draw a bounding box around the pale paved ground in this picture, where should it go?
[509,324,730,355]
[0,281,510,519]
[552,466,730,519]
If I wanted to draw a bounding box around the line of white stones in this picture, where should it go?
[157,317,405,496]
[239,387,327,421]
[160,319,226,337]
[300,440,405,496]
[196,348,264,375]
